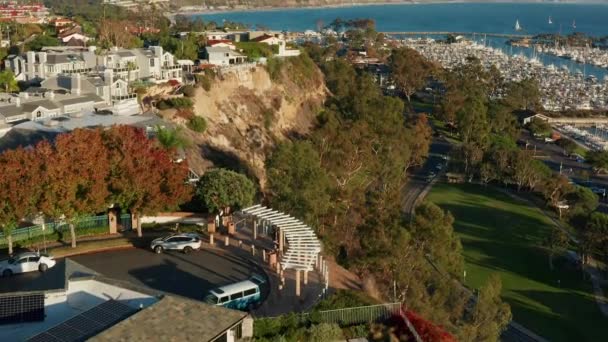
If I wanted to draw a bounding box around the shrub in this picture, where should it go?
[307,323,343,342]
[235,42,275,60]
[195,70,215,91]
[263,109,274,129]
[156,97,194,110]
[156,100,171,110]
[187,116,207,133]
[181,85,196,97]
[267,57,283,80]
[170,97,193,109]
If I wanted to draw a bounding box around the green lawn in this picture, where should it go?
[427,183,607,342]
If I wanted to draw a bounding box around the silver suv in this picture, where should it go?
[150,233,202,254]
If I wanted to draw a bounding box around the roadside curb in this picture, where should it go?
[53,244,136,259]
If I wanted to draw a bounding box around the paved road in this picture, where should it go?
[401,136,451,215]
[72,247,260,301]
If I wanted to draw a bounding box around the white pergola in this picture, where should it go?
[241,205,322,271]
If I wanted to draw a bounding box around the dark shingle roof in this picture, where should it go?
[90,296,248,342]
[58,94,105,106]
[22,100,60,111]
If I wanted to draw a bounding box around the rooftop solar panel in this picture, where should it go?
[27,300,137,342]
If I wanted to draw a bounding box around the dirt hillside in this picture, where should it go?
[182,61,326,188]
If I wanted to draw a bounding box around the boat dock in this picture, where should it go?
[381,32,533,39]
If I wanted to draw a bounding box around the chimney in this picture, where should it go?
[46,91,55,100]
[26,51,35,78]
[72,73,81,95]
[38,52,47,78]
[88,45,96,53]
[153,46,163,58]
[15,97,21,107]
[20,92,29,100]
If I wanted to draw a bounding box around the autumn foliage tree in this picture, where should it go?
[0,125,193,249]
[37,129,110,248]
[103,126,192,237]
[0,148,42,254]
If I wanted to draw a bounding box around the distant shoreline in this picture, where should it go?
[170,0,608,18]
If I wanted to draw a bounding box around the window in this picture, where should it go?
[29,256,40,262]
[219,296,229,303]
[17,258,28,264]
[149,58,155,67]
[230,292,243,301]
[243,288,257,296]
[36,111,42,118]
[116,83,120,89]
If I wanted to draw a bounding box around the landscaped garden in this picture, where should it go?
[427,182,606,342]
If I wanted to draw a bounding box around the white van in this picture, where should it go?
[204,275,265,310]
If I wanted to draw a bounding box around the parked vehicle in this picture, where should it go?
[204,275,266,310]
[0,252,56,277]
[150,233,202,254]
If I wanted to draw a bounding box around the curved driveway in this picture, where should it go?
[72,247,261,301]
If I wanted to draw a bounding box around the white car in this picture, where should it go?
[150,233,202,254]
[0,252,56,277]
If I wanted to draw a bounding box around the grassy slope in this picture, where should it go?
[427,183,606,342]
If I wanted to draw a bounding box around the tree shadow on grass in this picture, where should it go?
[507,288,606,342]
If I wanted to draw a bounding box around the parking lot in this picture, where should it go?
[0,246,261,303]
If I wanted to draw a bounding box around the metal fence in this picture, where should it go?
[310,303,402,326]
[0,215,110,245]
[120,214,132,231]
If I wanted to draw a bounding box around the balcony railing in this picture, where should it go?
[162,64,181,70]
[112,94,137,101]
[112,66,140,72]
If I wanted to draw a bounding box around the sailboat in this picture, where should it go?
[515,19,522,31]
[572,20,576,29]
[548,16,553,24]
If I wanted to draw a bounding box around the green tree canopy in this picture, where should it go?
[196,169,256,214]
[267,141,331,227]
[527,117,552,137]
[411,202,464,276]
[389,47,436,102]
[586,150,608,173]
[0,70,19,93]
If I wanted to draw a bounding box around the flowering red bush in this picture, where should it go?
[404,310,457,342]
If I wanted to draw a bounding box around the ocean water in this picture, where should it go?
[196,3,608,36]
[195,3,608,78]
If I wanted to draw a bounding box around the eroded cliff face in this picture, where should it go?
[182,62,326,188]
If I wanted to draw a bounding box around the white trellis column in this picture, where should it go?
[295,269,301,297]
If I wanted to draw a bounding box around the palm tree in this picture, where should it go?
[126,60,137,90]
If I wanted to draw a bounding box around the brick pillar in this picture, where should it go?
[108,210,117,234]
[209,234,214,245]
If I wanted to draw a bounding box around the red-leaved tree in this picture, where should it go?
[0,147,42,255]
[37,129,111,248]
[103,126,192,237]
[405,310,458,342]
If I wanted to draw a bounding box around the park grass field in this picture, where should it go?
[427,183,606,342]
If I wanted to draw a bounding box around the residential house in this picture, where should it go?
[204,46,247,66]
[0,70,140,124]
[251,34,282,46]
[58,26,91,44]
[0,260,252,342]
[207,39,236,50]
[5,45,183,83]
[50,17,75,28]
